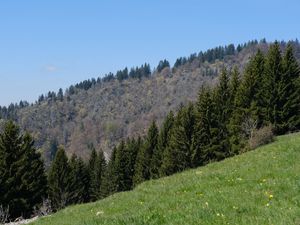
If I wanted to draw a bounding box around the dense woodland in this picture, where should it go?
[0,41,299,221]
[2,39,300,166]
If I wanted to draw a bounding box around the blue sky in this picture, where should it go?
[0,0,300,106]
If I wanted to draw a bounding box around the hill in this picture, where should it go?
[1,40,300,164]
[30,132,300,225]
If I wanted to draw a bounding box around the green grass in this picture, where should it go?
[32,133,300,225]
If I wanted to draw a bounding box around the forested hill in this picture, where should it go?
[1,40,300,164]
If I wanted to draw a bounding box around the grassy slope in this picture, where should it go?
[32,133,300,225]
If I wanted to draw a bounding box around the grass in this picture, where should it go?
[31,133,300,225]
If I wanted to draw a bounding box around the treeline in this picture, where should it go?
[1,42,299,221]
[106,42,300,190]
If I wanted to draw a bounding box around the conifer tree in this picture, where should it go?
[19,133,48,216]
[229,50,265,152]
[160,104,195,176]
[0,121,47,219]
[212,68,231,159]
[133,121,158,185]
[191,87,213,166]
[88,148,98,201]
[157,111,174,177]
[97,150,107,199]
[125,137,141,187]
[262,42,283,132]
[102,147,117,195]
[114,140,132,191]
[48,147,71,211]
[68,155,90,204]
[277,43,300,133]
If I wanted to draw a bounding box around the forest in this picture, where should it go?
[0,41,299,222]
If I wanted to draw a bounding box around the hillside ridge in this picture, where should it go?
[30,132,300,225]
[0,40,300,163]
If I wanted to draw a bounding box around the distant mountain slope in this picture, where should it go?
[1,40,300,163]
[31,133,300,225]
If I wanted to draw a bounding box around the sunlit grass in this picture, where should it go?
[31,133,300,225]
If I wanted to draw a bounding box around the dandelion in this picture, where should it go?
[269,194,273,199]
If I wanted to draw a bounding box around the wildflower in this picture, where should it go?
[205,202,209,206]
[96,211,104,216]
[216,213,220,216]
[265,203,270,207]
[269,194,273,199]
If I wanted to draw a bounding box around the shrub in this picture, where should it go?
[248,125,274,150]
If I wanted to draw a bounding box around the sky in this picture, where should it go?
[0,0,300,106]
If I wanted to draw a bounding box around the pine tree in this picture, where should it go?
[48,147,71,211]
[0,121,47,219]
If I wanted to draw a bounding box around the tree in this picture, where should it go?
[133,121,158,185]
[229,50,265,152]
[191,87,213,166]
[157,111,174,177]
[157,60,170,73]
[262,42,283,132]
[0,121,47,219]
[160,104,195,176]
[88,148,98,201]
[114,140,132,191]
[68,155,90,204]
[276,43,300,133]
[48,147,71,211]
[208,68,231,160]
[102,147,117,196]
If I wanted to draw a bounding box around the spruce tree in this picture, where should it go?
[262,42,283,132]
[102,147,117,196]
[68,155,90,204]
[114,140,132,191]
[133,121,158,185]
[88,148,98,201]
[48,147,71,211]
[277,43,300,133]
[157,111,174,177]
[125,137,141,188]
[229,50,265,152]
[0,121,47,219]
[191,87,213,166]
[208,68,231,160]
[19,133,48,217]
[160,104,195,176]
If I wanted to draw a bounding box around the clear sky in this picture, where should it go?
[0,0,300,106]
